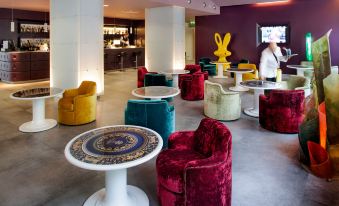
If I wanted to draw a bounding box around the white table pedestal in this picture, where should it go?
[213,64,227,79]
[172,74,179,88]
[229,73,249,92]
[19,98,57,132]
[297,70,305,76]
[244,89,264,118]
[84,169,149,206]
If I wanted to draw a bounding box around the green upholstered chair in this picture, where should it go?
[125,99,175,148]
[144,73,173,87]
[199,57,217,76]
[280,75,310,96]
[323,74,339,145]
[204,80,241,121]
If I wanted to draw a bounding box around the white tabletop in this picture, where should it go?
[287,65,314,70]
[240,80,281,90]
[64,125,163,171]
[159,70,189,75]
[132,86,180,99]
[10,87,64,100]
[226,68,253,74]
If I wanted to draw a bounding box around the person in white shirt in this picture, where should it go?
[259,31,289,82]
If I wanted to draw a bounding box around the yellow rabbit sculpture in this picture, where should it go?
[214,32,232,63]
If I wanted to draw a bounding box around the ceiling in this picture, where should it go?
[0,0,287,20]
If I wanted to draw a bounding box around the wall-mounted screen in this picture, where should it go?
[257,24,289,44]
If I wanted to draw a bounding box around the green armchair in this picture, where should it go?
[125,99,175,148]
[199,57,217,76]
[144,73,173,87]
[280,75,310,96]
[204,80,241,121]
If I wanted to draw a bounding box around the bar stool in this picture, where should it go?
[116,51,127,71]
[132,51,142,69]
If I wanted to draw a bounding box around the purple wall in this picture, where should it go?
[196,0,339,73]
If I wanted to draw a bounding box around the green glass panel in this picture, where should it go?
[312,30,332,104]
[323,74,339,145]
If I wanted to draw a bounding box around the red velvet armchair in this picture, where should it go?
[156,118,232,206]
[180,72,205,101]
[137,67,157,88]
[179,65,208,89]
[259,89,305,133]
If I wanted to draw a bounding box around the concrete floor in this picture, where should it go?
[0,69,338,206]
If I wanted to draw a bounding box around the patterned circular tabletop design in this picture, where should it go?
[69,126,159,165]
[240,80,279,88]
[11,87,64,99]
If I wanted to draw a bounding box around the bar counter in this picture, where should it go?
[104,47,145,71]
[0,51,49,83]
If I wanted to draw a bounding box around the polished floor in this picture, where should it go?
[0,69,339,206]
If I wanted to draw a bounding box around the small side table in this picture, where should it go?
[210,61,231,78]
[65,125,163,206]
[159,70,189,88]
[132,86,180,100]
[226,68,253,92]
[287,65,314,77]
[10,87,64,132]
[240,80,281,118]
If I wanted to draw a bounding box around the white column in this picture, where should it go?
[50,0,104,95]
[145,6,185,72]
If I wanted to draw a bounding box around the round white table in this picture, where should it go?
[132,86,180,100]
[287,65,313,76]
[159,70,189,88]
[65,125,163,206]
[240,80,281,118]
[226,68,253,92]
[210,61,231,79]
[10,87,64,132]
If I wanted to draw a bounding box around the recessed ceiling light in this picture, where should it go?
[213,5,216,9]
[104,4,109,7]
[187,0,191,4]
[122,10,140,14]
[203,2,206,7]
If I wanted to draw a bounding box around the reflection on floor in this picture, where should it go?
[0,69,338,206]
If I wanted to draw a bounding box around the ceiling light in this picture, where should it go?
[256,0,289,5]
[213,5,216,9]
[122,10,140,14]
[187,0,191,4]
[104,4,109,7]
[203,2,206,7]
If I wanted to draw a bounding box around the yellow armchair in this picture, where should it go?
[237,63,259,81]
[58,81,97,125]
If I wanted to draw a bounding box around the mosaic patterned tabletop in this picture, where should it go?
[240,80,280,89]
[11,87,64,98]
[69,126,160,165]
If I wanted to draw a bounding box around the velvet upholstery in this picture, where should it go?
[125,99,174,148]
[144,73,173,87]
[237,63,259,81]
[179,65,208,89]
[58,81,97,125]
[156,118,232,206]
[199,57,217,76]
[204,80,241,121]
[280,75,310,96]
[259,89,305,133]
[180,72,204,101]
[137,67,157,88]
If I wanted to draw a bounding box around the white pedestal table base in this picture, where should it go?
[229,73,249,92]
[213,64,227,79]
[84,169,149,206]
[19,98,57,132]
[243,89,264,118]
